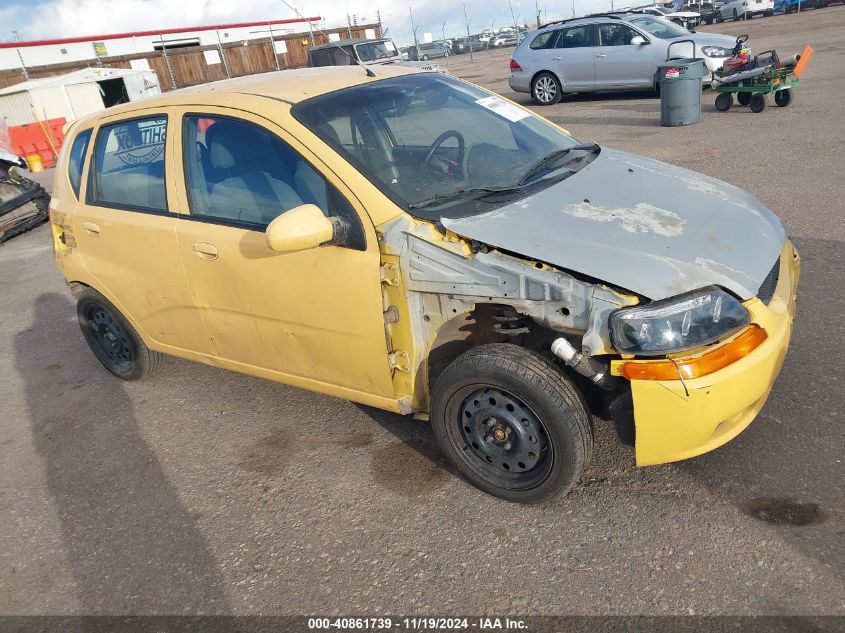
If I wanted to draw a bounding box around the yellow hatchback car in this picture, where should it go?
[50,66,799,503]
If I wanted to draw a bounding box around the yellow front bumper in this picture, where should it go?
[630,241,800,466]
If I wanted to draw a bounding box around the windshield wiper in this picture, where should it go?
[517,142,600,186]
[407,185,524,210]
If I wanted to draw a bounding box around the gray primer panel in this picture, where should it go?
[441,148,787,301]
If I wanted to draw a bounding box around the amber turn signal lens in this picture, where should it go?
[621,325,768,381]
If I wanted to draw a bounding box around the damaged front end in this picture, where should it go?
[376,215,639,431]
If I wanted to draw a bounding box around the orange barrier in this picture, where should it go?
[8,118,67,169]
[792,45,813,78]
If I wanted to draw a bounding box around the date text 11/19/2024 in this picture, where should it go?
[307,617,528,630]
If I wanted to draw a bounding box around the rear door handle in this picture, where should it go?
[552,56,562,60]
[81,221,100,235]
[596,53,607,58]
[192,242,218,261]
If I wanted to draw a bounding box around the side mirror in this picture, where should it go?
[631,36,647,46]
[265,204,334,253]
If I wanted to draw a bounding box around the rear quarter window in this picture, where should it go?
[529,31,557,49]
[67,128,92,199]
[87,115,168,212]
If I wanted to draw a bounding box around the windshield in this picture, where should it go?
[292,74,592,218]
[628,16,690,38]
[354,40,399,62]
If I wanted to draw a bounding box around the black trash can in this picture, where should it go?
[655,58,708,127]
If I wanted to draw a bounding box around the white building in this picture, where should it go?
[0,17,319,71]
[0,67,161,126]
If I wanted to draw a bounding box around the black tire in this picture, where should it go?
[421,54,429,61]
[76,288,162,381]
[737,90,752,106]
[733,8,739,19]
[531,72,562,105]
[431,343,592,503]
[716,11,724,21]
[715,92,733,111]
[749,93,767,112]
[774,88,793,107]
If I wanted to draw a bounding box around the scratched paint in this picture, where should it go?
[565,202,685,237]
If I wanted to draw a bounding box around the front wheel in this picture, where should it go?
[774,88,793,107]
[749,93,767,112]
[421,54,429,61]
[715,92,733,111]
[77,288,162,381]
[431,343,592,503]
[531,72,562,105]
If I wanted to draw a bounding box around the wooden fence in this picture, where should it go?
[0,23,382,91]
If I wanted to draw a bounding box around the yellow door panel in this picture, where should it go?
[171,106,395,398]
[74,110,210,354]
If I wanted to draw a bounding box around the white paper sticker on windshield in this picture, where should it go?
[475,96,530,122]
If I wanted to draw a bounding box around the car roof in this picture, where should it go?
[309,38,388,51]
[69,65,424,127]
[537,12,645,30]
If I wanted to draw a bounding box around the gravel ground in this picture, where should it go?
[0,8,843,618]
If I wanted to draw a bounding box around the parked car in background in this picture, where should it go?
[309,38,441,72]
[635,6,702,28]
[491,33,520,48]
[700,1,726,23]
[510,14,737,104]
[452,36,486,54]
[774,0,818,11]
[416,42,450,60]
[718,0,774,20]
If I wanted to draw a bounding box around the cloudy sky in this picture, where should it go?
[0,0,617,46]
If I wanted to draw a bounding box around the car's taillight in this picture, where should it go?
[510,59,522,71]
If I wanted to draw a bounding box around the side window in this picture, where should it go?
[67,128,92,199]
[557,26,594,49]
[598,24,640,46]
[182,115,365,250]
[529,31,556,50]
[88,116,168,212]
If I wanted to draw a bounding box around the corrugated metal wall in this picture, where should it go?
[0,91,35,126]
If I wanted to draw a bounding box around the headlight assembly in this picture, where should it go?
[701,46,732,57]
[609,286,750,356]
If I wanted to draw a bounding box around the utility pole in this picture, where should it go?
[535,0,541,28]
[159,34,177,90]
[509,0,519,31]
[409,7,420,61]
[215,29,231,78]
[268,22,281,70]
[441,22,449,68]
[572,0,576,19]
[463,3,474,62]
[377,9,383,37]
[13,31,29,80]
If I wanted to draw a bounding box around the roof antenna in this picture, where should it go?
[278,0,377,78]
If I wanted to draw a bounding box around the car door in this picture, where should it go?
[594,23,656,89]
[73,109,211,355]
[171,107,395,400]
[549,25,597,90]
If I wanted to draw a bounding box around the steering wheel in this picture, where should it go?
[423,130,466,180]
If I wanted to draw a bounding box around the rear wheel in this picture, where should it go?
[750,93,767,112]
[737,90,752,106]
[715,92,733,111]
[431,343,592,503]
[774,88,793,107]
[77,288,162,381]
[532,72,562,105]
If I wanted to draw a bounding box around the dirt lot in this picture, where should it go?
[1,8,843,618]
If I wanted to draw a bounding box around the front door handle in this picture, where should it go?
[596,53,607,58]
[81,221,100,235]
[552,56,562,60]
[192,242,218,261]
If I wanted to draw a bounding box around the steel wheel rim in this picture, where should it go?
[535,76,557,103]
[86,306,135,369]
[446,386,553,490]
